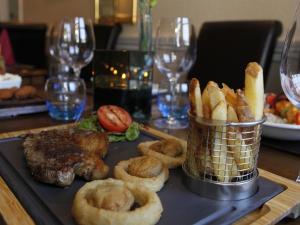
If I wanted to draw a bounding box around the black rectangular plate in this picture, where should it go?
[0,132,284,225]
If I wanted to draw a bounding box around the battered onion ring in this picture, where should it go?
[72,178,163,225]
[138,139,187,169]
[114,156,169,192]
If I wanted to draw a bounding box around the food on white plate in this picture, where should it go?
[97,105,132,132]
[114,156,169,192]
[138,138,187,169]
[72,178,163,225]
[0,73,22,89]
[264,93,300,125]
[244,62,264,120]
[23,128,109,187]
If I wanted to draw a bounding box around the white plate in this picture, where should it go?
[262,121,300,141]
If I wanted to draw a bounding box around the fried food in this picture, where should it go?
[127,156,163,178]
[14,85,37,100]
[189,78,203,117]
[114,156,169,192]
[202,81,218,119]
[0,88,16,100]
[211,100,239,182]
[138,139,187,169]
[72,179,163,225]
[227,105,254,171]
[88,186,134,212]
[236,89,255,122]
[221,83,237,107]
[245,62,264,120]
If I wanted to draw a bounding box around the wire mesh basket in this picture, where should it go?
[182,114,265,200]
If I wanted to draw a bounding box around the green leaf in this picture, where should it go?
[125,122,140,141]
[77,116,140,142]
[109,134,126,142]
[77,116,99,131]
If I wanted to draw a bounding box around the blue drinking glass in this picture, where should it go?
[157,82,189,121]
[45,76,86,121]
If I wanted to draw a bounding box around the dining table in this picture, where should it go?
[0,95,299,225]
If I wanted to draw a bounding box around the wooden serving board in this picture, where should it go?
[0,124,299,225]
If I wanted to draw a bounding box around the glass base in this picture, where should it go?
[153,117,188,129]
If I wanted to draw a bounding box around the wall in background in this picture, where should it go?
[120,0,299,41]
[0,0,9,21]
[22,0,94,24]
[20,0,299,92]
[21,0,299,40]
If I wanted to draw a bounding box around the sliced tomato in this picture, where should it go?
[97,105,132,132]
[266,93,276,106]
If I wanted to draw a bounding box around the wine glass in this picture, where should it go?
[154,17,196,129]
[280,3,300,182]
[57,17,95,77]
[47,23,70,77]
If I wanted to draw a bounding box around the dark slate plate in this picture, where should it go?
[0,132,284,225]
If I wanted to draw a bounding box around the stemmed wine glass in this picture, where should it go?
[57,17,95,77]
[280,4,300,183]
[154,17,196,129]
[47,23,70,77]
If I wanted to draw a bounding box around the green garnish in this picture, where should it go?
[77,117,140,142]
[77,115,104,132]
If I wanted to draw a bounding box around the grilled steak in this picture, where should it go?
[23,128,109,187]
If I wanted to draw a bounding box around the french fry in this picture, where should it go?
[203,104,211,119]
[244,62,264,120]
[236,89,255,122]
[211,100,239,182]
[227,105,254,171]
[207,85,226,110]
[202,81,218,107]
[221,83,237,107]
[189,78,203,117]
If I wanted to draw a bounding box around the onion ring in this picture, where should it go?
[138,139,187,169]
[72,178,163,225]
[114,156,169,192]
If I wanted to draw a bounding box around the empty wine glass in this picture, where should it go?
[57,17,95,77]
[154,17,196,129]
[280,3,300,182]
[47,23,70,77]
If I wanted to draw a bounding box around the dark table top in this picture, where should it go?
[0,110,299,225]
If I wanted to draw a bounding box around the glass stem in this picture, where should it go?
[73,68,81,78]
[168,75,178,124]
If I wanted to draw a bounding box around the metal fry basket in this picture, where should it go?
[182,114,265,200]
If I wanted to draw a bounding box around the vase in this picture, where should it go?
[139,0,152,51]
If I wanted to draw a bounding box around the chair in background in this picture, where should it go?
[188,20,282,90]
[0,22,47,69]
[81,23,122,81]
